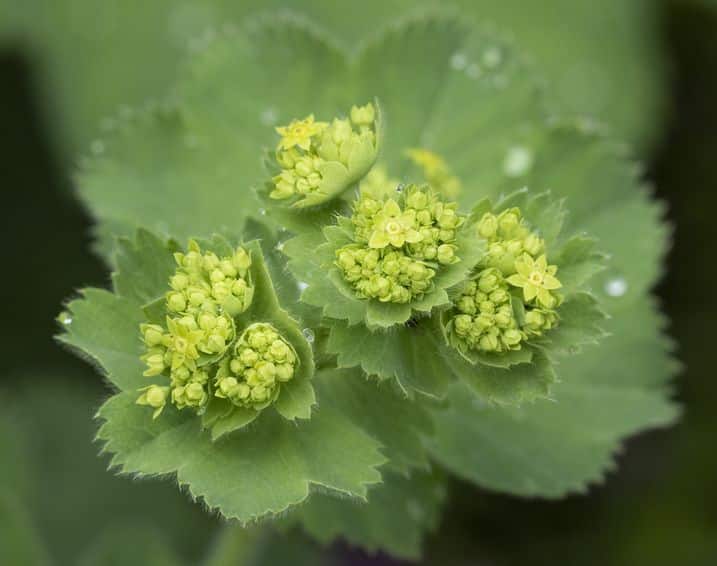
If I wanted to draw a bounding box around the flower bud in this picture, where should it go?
[350,103,376,126]
[136,385,169,419]
[167,292,186,313]
[437,244,456,265]
[477,213,498,239]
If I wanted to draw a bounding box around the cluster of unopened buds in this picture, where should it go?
[446,207,563,354]
[136,242,299,419]
[269,103,379,207]
[215,323,297,409]
[336,184,464,304]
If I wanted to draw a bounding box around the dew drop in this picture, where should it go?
[302,328,315,343]
[503,146,533,177]
[275,241,285,252]
[466,63,482,80]
[450,52,467,71]
[482,46,502,69]
[297,281,309,292]
[258,208,267,216]
[60,314,73,325]
[261,107,278,126]
[605,277,628,297]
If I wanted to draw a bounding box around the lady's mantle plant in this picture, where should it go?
[59,13,677,562]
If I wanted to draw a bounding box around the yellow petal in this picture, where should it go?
[515,260,532,278]
[369,230,389,249]
[542,274,562,290]
[384,199,401,217]
[506,274,525,288]
[523,284,538,301]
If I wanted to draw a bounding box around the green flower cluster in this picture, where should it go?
[137,241,255,418]
[214,323,298,409]
[448,268,523,353]
[445,207,562,355]
[336,184,464,304]
[269,103,379,207]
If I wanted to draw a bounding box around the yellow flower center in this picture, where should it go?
[529,271,544,285]
[385,220,402,235]
[174,337,188,352]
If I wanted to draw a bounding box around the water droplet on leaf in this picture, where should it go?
[302,328,315,343]
[258,208,267,216]
[450,52,467,70]
[297,281,309,292]
[482,46,502,68]
[605,277,628,297]
[503,146,533,177]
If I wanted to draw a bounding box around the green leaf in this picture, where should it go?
[327,320,452,399]
[440,346,556,405]
[314,369,435,474]
[112,229,180,305]
[427,297,679,497]
[540,292,607,355]
[552,234,606,294]
[97,390,386,522]
[284,230,367,327]
[58,288,146,391]
[287,470,445,560]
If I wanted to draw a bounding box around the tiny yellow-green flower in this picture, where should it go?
[136,385,169,419]
[368,199,422,249]
[275,114,327,151]
[507,254,562,308]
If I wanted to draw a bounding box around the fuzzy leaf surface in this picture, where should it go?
[97,391,385,522]
[427,297,678,496]
[287,470,445,561]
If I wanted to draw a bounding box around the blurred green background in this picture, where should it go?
[1,1,715,564]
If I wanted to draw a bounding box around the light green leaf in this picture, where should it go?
[326,321,452,399]
[440,347,556,405]
[540,292,607,355]
[552,235,606,293]
[97,391,386,522]
[287,470,445,560]
[427,297,679,497]
[112,229,180,305]
[314,369,434,473]
[58,288,146,391]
